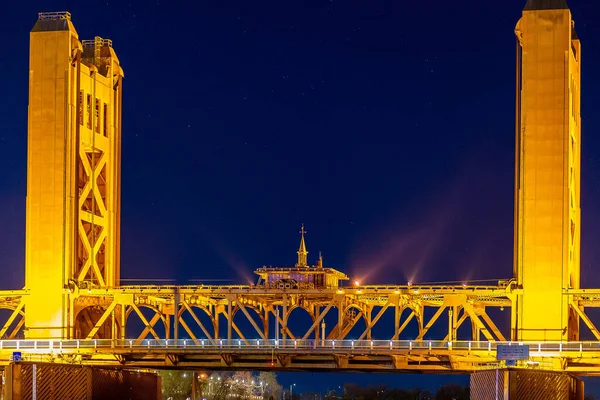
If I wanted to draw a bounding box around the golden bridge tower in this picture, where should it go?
[25,12,124,339]
[513,0,581,341]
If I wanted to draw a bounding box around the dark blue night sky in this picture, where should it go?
[2,0,600,394]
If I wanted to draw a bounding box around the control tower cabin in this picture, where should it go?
[254,226,349,289]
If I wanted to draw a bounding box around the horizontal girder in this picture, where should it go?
[0,339,599,374]
[86,284,513,308]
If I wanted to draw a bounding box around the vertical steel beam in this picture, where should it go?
[120,304,126,339]
[227,298,233,340]
[174,289,180,340]
[416,306,446,341]
[358,302,390,340]
[282,294,288,341]
[264,305,269,339]
[338,298,343,339]
[302,301,334,341]
[448,307,454,342]
[365,307,373,340]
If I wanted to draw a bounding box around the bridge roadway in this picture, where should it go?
[1,338,600,374]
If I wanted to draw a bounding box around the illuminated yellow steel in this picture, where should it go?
[0,344,593,374]
[513,0,581,341]
[296,225,308,267]
[24,12,123,339]
[6,284,600,372]
[0,1,597,376]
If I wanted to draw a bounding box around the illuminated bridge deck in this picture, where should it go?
[2,339,600,374]
[3,284,600,373]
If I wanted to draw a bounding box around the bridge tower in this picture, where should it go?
[25,12,124,339]
[513,0,581,341]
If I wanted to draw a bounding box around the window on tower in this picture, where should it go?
[103,103,108,137]
[86,94,92,129]
[95,99,100,133]
[78,91,84,125]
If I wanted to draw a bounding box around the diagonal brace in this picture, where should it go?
[85,300,118,339]
[416,306,446,340]
[443,311,468,342]
[571,301,600,341]
[302,301,334,341]
[0,301,24,339]
[358,302,390,340]
[269,307,296,340]
[393,310,415,340]
[477,308,507,341]
[222,312,249,345]
[130,303,161,341]
[182,302,215,342]
[462,303,495,342]
[237,300,266,340]
[179,319,200,345]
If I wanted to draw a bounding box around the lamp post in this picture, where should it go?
[290,383,296,400]
[191,372,196,400]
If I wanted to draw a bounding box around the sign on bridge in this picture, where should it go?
[496,344,529,361]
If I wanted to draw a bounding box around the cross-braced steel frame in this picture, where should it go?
[4,284,600,372]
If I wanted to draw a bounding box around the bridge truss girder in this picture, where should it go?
[74,285,513,343]
[4,286,600,372]
[5,287,600,344]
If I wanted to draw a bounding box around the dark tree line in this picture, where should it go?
[160,371,598,400]
[324,382,469,400]
[326,383,598,400]
[160,370,283,400]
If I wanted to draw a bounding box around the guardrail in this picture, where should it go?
[37,12,71,21]
[0,339,598,354]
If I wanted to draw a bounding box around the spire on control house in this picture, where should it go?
[296,224,308,267]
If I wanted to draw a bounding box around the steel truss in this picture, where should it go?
[3,285,600,372]
[2,285,510,342]
[74,285,511,343]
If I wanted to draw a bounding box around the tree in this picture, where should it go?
[230,371,254,398]
[259,371,283,400]
[435,383,469,400]
[342,382,364,400]
[160,370,193,400]
[407,388,433,400]
[163,369,284,400]
[325,390,341,400]
[198,372,234,400]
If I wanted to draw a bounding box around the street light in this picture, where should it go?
[290,383,296,400]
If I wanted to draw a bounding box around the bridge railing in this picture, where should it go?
[1,339,600,353]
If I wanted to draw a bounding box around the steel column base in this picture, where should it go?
[470,369,584,400]
[3,362,161,400]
